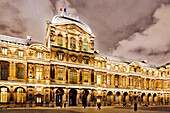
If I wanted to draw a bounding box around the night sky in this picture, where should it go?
[0,0,170,66]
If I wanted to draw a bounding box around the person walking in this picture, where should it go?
[134,102,137,111]
[97,103,101,110]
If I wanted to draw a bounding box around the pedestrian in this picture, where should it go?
[134,102,137,111]
[97,103,101,110]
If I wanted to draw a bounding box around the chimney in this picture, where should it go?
[27,35,31,41]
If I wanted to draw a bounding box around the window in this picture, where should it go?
[84,59,89,64]
[107,65,111,70]
[98,62,101,67]
[36,68,42,80]
[37,97,41,103]
[115,66,118,71]
[84,72,88,82]
[1,62,9,80]
[146,81,149,89]
[97,75,101,84]
[17,67,24,79]
[70,38,76,49]
[57,70,63,80]
[18,51,23,57]
[58,35,63,46]
[152,81,154,89]
[2,48,7,55]
[123,78,125,86]
[69,69,77,83]
[133,79,136,87]
[17,88,24,103]
[115,78,118,86]
[1,88,7,103]
[58,54,63,60]
[37,52,42,58]
[107,76,110,85]
[83,40,88,51]
[138,80,141,87]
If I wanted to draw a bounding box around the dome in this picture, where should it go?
[51,14,93,34]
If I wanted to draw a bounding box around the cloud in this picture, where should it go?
[112,4,170,65]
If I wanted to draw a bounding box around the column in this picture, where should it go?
[87,90,91,106]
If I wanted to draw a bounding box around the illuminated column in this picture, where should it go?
[8,62,13,80]
[126,76,129,88]
[76,89,80,106]
[87,90,91,105]
[62,89,67,107]
[119,75,122,88]
[112,74,115,87]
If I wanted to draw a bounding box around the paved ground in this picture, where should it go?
[0,106,170,113]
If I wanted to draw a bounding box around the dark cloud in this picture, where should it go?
[0,0,170,65]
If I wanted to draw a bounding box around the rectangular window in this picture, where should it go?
[138,80,141,87]
[107,65,111,70]
[37,97,41,103]
[69,72,77,83]
[115,66,118,71]
[107,76,110,85]
[2,48,7,55]
[83,45,87,51]
[37,52,42,58]
[57,70,63,80]
[17,67,24,79]
[1,64,8,80]
[115,78,118,86]
[152,81,154,89]
[123,78,125,86]
[97,75,101,84]
[84,72,88,82]
[133,79,136,87]
[36,68,42,80]
[146,81,149,89]
[18,51,23,57]
[58,54,63,60]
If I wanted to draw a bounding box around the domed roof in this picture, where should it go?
[51,14,93,35]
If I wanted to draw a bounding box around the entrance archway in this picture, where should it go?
[153,93,157,103]
[56,88,64,106]
[69,89,77,106]
[107,91,112,106]
[81,89,89,106]
[141,93,145,103]
[115,92,120,104]
[147,93,151,105]
[123,92,128,103]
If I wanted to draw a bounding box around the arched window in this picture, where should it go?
[17,88,24,103]
[83,40,88,51]
[16,64,24,79]
[69,69,77,83]
[58,34,63,46]
[70,38,76,49]
[0,87,7,103]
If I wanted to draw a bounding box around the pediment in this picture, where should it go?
[29,44,49,52]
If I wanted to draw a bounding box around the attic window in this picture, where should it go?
[37,52,42,58]
[2,48,7,55]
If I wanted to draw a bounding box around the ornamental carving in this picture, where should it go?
[79,37,82,50]
[71,55,77,62]
[90,40,94,50]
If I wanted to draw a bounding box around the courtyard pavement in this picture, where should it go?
[0,105,170,113]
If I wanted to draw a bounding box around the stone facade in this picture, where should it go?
[0,14,169,107]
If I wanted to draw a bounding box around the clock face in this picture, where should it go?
[71,56,76,62]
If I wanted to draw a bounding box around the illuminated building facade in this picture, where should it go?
[0,13,170,107]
